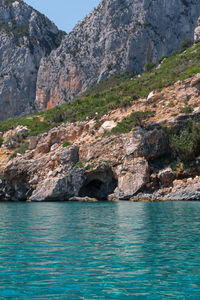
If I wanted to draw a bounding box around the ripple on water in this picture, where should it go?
[0,201,199,299]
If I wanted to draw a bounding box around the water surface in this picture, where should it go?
[0,201,199,299]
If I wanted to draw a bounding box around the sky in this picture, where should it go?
[24,0,101,33]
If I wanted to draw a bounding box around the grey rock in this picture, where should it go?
[125,128,169,160]
[164,190,200,201]
[164,177,200,201]
[194,16,200,43]
[69,196,98,202]
[114,157,149,200]
[158,168,175,187]
[29,168,85,201]
[1,145,81,201]
[0,0,63,120]
[36,0,200,109]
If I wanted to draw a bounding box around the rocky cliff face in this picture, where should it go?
[0,0,63,121]
[36,0,200,109]
[1,73,200,201]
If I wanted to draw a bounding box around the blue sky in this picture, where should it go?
[24,0,101,33]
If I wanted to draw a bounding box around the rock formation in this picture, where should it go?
[0,0,63,121]
[194,16,200,43]
[1,0,200,119]
[35,0,200,110]
[0,72,200,201]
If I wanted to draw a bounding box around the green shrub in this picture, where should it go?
[180,105,193,114]
[111,110,155,135]
[0,135,3,147]
[158,56,168,64]
[171,49,181,56]
[145,62,156,72]
[9,142,29,160]
[62,141,72,147]
[74,161,84,169]
[180,38,192,52]
[170,120,200,161]
[168,102,175,107]
[0,43,200,137]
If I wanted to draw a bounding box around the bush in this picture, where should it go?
[145,62,156,72]
[180,105,193,114]
[0,135,3,147]
[62,141,72,147]
[111,110,155,135]
[158,56,168,64]
[74,161,84,168]
[170,120,200,161]
[171,49,181,56]
[9,142,29,160]
[180,38,192,52]
[1,43,200,137]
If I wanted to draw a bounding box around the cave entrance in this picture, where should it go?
[79,169,118,200]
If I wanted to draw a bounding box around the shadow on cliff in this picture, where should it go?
[79,167,118,200]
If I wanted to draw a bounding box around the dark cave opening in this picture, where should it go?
[79,175,118,200]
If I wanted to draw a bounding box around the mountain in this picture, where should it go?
[1,0,200,120]
[0,0,63,121]
[1,41,200,201]
[35,0,200,110]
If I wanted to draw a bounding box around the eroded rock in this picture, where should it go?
[164,177,200,201]
[158,168,175,187]
[113,157,149,200]
[194,16,200,44]
[125,128,169,160]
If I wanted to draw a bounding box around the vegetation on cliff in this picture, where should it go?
[0,43,200,136]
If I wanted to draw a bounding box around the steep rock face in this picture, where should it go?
[36,0,200,109]
[0,0,63,120]
[194,16,200,43]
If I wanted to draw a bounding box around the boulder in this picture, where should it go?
[158,168,175,187]
[28,136,38,150]
[114,157,149,200]
[194,17,200,44]
[164,176,200,200]
[147,91,161,103]
[98,121,117,134]
[69,196,98,202]
[1,145,81,201]
[125,128,169,160]
[30,168,85,201]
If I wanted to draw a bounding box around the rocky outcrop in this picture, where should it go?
[1,74,200,201]
[113,157,149,200]
[36,0,200,109]
[164,177,200,201]
[125,128,169,160]
[0,0,63,120]
[1,145,84,201]
[0,125,168,201]
[194,16,200,43]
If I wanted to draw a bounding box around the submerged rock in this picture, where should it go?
[69,196,98,202]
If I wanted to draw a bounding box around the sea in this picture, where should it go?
[0,201,199,299]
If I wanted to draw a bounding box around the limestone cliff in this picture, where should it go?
[1,73,200,201]
[0,0,63,121]
[36,0,200,109]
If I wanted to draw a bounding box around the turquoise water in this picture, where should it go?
[0,202,199,299]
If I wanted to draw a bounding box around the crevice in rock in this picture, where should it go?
[79,168,118,200]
